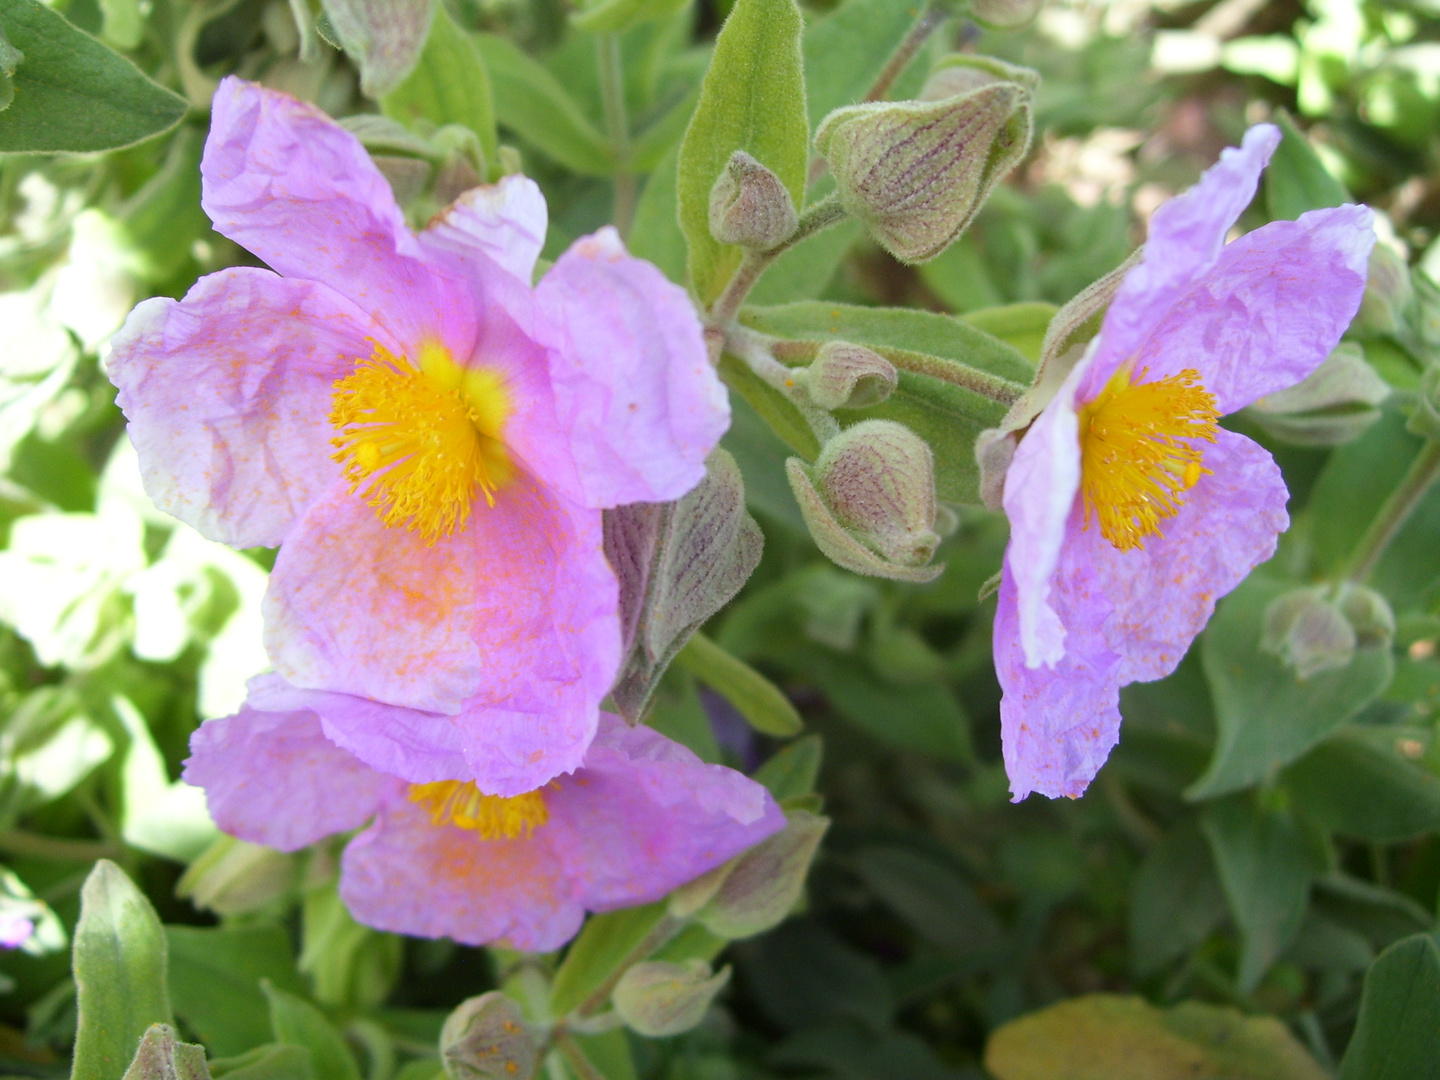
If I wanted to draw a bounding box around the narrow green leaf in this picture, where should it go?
[474,34,615,176]
[0,0,187,153]
[1265,111,1348,222]
[802,0,929,129]
[1189,576,1394,800]
[1127,820,1228,978]
[211,1046,314,1080]
[381,4,497,172]
[752,734,822,800]
[1284,728,1440,842]
[168,926,307,1059]
[628,147,686,282]
[549,902,668,1018]
[571,0,687,36]
[1338,934,1440,1080]
[98,0,143,50]
[961,302,1058,363]
[675,631,803,736]
[72,860,173,1080]
[1200,797,1326,993]
[0,23,22,112]
[263,985,362,1080]
[676,0,807,303]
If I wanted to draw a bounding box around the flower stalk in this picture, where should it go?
[596,34,636,237]
[1343,437,1440,583]
[707,195,847,327]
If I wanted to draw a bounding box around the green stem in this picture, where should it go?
[1343,438,1440,583]
[708,195,847,327]
[595,34,636,238]
[554,1031,608,1080]
[0,829,122,863]
[574,914,683,1019]
[727,326,841,445]
[865,2,948,102]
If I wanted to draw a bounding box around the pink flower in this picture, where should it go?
[995,125,1374,801]
[183,675,785,951]
[109,79,728,796]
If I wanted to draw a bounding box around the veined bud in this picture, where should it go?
[970,0,1044,30]
[612,960,732,1037]
[1407,363,1440,440]
[1247,342,1390,446]
[1353,244,1415,339]
[708,151,798,250]
[815,83,1032,264]
[122,1026,211,1080]
[1261,584,1394,680]
[177,835,295,917]
[787,421,944,582]
[920,55,1041,102]
[677,810,829,940]
[804,342,898,410]
[440,991,538,1080]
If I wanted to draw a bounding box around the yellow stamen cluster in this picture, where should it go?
[329,342,511,544]
[407,781,550,841]
[1078,364,1219,551]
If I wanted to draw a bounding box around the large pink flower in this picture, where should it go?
[109,78,728,796]
[184,675,784,951]
[996,125,1374,801]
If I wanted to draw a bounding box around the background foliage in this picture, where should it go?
[3,0,1440,1076]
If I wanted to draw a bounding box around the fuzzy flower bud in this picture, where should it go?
[176,835,295,917]
[123,1026,211,1080]
[787,420,943,582]
[804,342,898,410]
[1262,583,1394,680]
[814,83,1032,264]
[441,992,538,1080]
[612,960,732,1037]
[1353,244,1414,339]
[970,0,1043,30]
[708,151,798,250]
[919,55,1040,102]
[1246,342,1390,446]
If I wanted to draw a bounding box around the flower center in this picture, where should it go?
[1077,364,1219,551]
[407,781,550,840]
[329,341,511,544]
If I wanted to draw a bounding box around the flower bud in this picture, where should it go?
[1334,582,1396,647]
[1247,342,1390,447]
[788,421,943,582]
[920,55,1040,102]
[123,1026,211,1080]
[969,0,1043,30]
[708,151,798,250]
[441,992,538,1080]
[177,835,295,917]
[1353,244,1415,339]
[804,342,898,410]
[815,83,1032,264]
[612,960,731,1037]
[1262,587,1356,679]
[680,810,829,940]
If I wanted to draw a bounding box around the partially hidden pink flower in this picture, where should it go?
[184,674,785,951]
[108,78,728,797]
[0,912,33,950]
[996,124,1374,801]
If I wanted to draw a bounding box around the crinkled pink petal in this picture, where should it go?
[202,77,474,360]
[247,673,472,784]
[532,228,727,508]
[421,175,549,285]
[1081,125,1280,399]
[183,675,404,851]
[264,475,620,794]
[109,268,375,548]
[340,798,585,951]
[1001,347,1090,669]
[1125,205,1375,413]
[995,563,1123,801]
[1086,428,1290,684]
[545,714,786,910]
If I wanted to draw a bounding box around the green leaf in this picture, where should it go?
[717,352,820,460]
[263,985,362,1080]
[747,216,862,305]
[168,926,307,1059]
[549,902,668,1018]
[1188,575,1395,799]
[1338,934,1440,1080]
[802,0,929,130]
[474,34,614,175]
[961,302,1058,363]
[0,0,187,153]
[1128,819,1228,978]
[381,4,497,172]
[851,845,1006,960]
[211,1046,313,1080]
[572,0,687,36]
[573,1030,639,1080]
[752,734,823,800]
[1265,111,1348,222]
[676,0,807,304]
[72,860,173,1080]
[628,146,686,282]
[98,0,143,50]
[1284,728,1440,842]
[1200,797,1326,993]
[985,995,1329,1080]
[674,631,803,736]
[0,21,22,111]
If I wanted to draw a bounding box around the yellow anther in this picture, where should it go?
[407,781,550,841]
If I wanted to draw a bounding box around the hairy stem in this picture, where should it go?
[554,1030,608,1080]
[1344,437,1440,583]
[727,326,841,445]
[596,34,636,237]
[574,914,684,1019]
[707,195,847,327]
[865,2,949,102]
